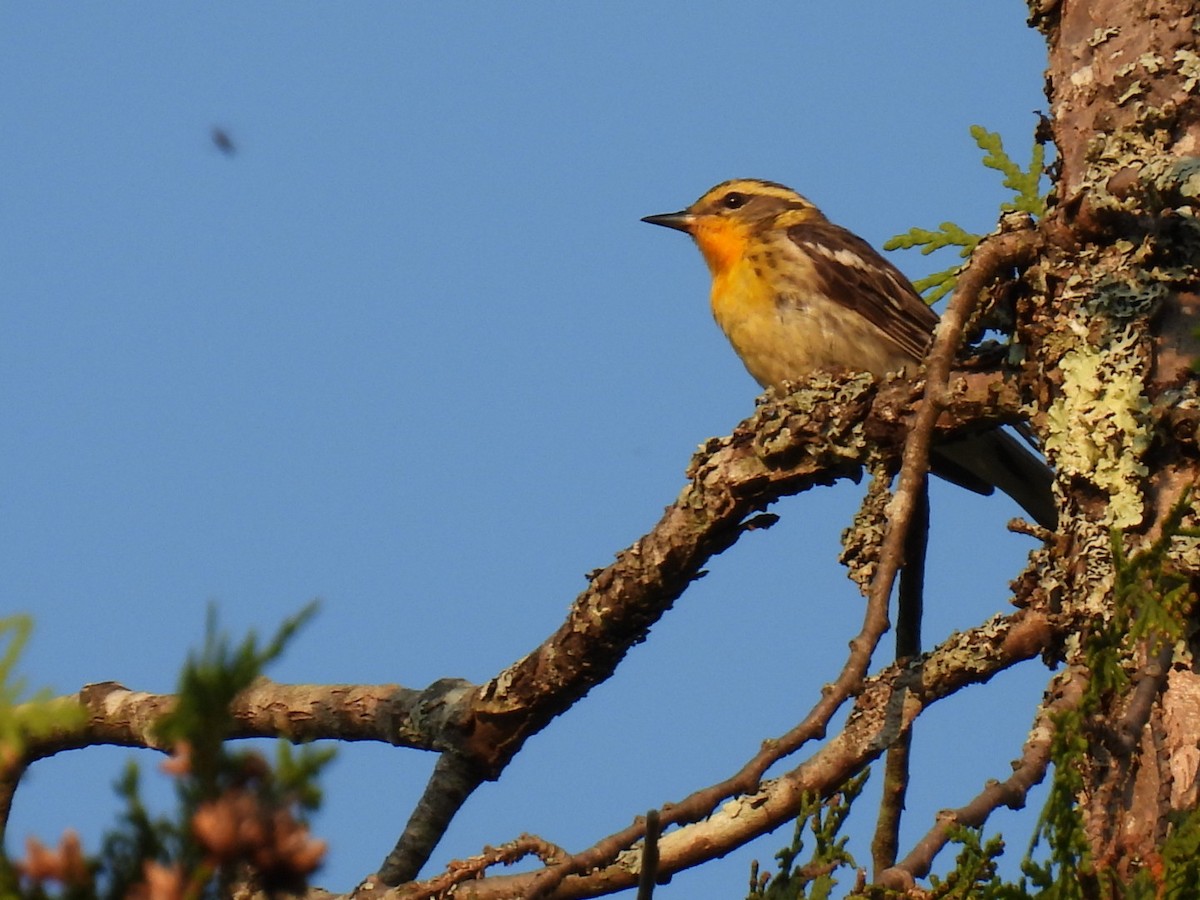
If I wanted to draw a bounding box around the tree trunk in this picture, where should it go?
[1033,0,1200,878]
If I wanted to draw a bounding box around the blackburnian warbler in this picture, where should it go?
[643,178,1055,528]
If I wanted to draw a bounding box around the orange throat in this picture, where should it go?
[689,217,752,279]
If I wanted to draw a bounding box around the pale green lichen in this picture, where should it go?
[1087,272,1169,320]
[1081,134,1200,210]
[1138,53,1166,74]
[1163,157,1200,198]
[1166,491,1200,573]
[1175,49,1200,93]
[1044,326,1151,528]
[1172,530,1200,579]
[1116,54,1167,80]
[754,373,873,462]
[1117,80,1146,106]
[1077,523,1120,611]
[838,460,892,595]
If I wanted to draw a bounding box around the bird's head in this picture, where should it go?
[642,179,823,275]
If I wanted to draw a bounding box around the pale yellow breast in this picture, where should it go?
[710,254,914,388]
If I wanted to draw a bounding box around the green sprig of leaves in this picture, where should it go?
[885,222,981,304]
[973,125,1047,218]
[154,600,320,796]
[885,125,1048,303]
[747,772,866,900]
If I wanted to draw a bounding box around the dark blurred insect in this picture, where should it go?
[211,127,236,156]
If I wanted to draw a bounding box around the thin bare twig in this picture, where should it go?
[871,484,928,877]
[636,809,661,900]
[865,226,1041,644]
[379,754,488,885]
[879,666,1088,889]
[1112,643,1174,754]
[371,833,569,900]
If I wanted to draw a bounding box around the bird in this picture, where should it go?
[642,178,1056,529]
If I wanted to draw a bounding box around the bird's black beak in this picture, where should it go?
[640,210,694,233]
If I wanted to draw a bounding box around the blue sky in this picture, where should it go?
[3,4,1053,896]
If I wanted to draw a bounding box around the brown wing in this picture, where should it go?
[786,221,937,362]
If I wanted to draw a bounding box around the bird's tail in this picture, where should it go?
[930,428,1057,529]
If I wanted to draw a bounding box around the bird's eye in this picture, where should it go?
[721,192,748,209]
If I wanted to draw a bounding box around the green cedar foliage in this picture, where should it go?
[746,773,866,900]
[885,126,1047,303]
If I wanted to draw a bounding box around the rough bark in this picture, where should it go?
[1031,0,1200,876]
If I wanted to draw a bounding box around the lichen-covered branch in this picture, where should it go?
[385,607,1062,900]
[0,677,465,843]
[14,678,464,758]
